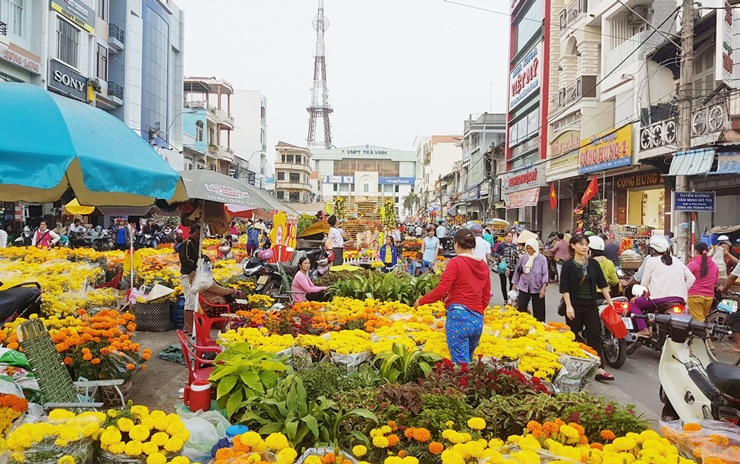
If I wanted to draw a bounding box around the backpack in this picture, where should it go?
[497,260,508,275]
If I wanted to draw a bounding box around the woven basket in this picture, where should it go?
[99,380,133,407]
[132,300,172,332]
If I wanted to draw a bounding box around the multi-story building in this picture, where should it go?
[0,0,44,84]
[314,145,417,218]
[274,142,314,204]
[503,0,552,230]
[182,77,235,175]
[414,136,462,219]
[455,113,506,220]
[230,89,268,187]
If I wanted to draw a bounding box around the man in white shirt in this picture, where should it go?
[436,221,448,250]
[471,224,491,263]
[327,215,347,265]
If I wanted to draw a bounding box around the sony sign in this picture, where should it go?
[48,60,87,102]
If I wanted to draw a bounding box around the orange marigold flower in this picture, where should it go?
[404,428,415,439]
[429,442,444,454]
[91,357,101,365]
[579,435,589,445]
[126,363,135,370]
[387,434,400,447]
[126,323,136,332]
[215,448,236,460]
[398,450,407,458]
[388,420,397,430]
[600,430,616,441]
[82,353,93,361]
[321,452,336,463]
[63,357,73,365]
[590,443,604,450]
[527,421,543,433]
[413,428,431,443]
[683,423,702,432]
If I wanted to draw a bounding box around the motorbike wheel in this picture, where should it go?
[661,398,680,422]
[602,330,627,369]
[706,312,740,365]
[261,280,283,299]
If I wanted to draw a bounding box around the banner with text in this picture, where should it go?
[578,125,632,174]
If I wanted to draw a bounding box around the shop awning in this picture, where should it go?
[712,152,740,174]
[668,148,715,176]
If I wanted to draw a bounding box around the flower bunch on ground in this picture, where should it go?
[0,393,28,438]
[661,421,740,463]
[214,431,298,464]
[4,409,104,458]
[98,404,190,459]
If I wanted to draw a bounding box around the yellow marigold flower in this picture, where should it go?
[352,445,367,457]
[142,441,159,456]
[277,448,298,462]
[467,417,487,430]
[48,409,75,420]
[441,449,466,464]
[146,453,167,464]
[241,431,262,448]
[165,420,185,435]
[304,457,322,464]
[150,432,169,447]
[373,435,390,448]
[129,424,151,442]
[380,425,392,434]
[124,440,144,457]
[401,457,419,464]
[164,436,185,453]
[612,437,637,452]
[57,456,75,464]
[168,457,191,464]
[117,418,135,432]
[265,432,290,451]
[108,442,126,455]
[384,457,403,464]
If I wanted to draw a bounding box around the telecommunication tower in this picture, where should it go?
[306,0,333,149]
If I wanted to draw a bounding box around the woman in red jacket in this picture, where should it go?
[414,228,491,364]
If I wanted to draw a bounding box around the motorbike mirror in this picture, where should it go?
[632,285,647,297]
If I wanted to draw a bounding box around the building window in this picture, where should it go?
[3,0,24,36]
[208,128,215,145]
[289,173,300,183]
[286,155,294,163]
[260,106,266,119]
[395,185,400,193]
[363,184,369,193]
[514,0,543,55]
[289,192,300,202]
[56,18,79,68]
[260,129,265,144]
[96,44,108,81]
[295,155,301,165]
[277,172,285,181]
[333,184,338,192]
[276,191,284,200]
[195,121,204,142]
[97,0,108,21]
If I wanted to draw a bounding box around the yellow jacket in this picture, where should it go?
[595,256,619,286]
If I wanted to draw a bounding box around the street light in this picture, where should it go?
[149,110,198,146]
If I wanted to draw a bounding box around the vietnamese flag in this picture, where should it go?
[581,176,599,206]
[550,183,557,210]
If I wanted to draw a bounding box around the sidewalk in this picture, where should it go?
[130,329,189,412]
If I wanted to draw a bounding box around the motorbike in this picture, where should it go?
[250,248,331,298]
[91,229,114,251]
[621,285,688,355]
[13,227,32,247]
[0,282,43,324]
[595,298,630,369]
[638,312,740,423]
[134,233,156,249]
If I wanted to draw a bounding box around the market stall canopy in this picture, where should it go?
[298,221,330,238]
[64,198,95,215]
[487,218,510,228]
[0,83,187,206]
[178,170,298,215]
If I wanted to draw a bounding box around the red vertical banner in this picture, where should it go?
[550,183,557,210]
[581,176,599,206]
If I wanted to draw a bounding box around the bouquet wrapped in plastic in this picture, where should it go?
[661,420,740,463]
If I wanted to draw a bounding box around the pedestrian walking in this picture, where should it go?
[512,238,548,322]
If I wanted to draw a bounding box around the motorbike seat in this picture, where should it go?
[707,362,740,400]
[282,264,299,277]
[0,286,40,321]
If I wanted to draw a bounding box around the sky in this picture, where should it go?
[175,0,510,160]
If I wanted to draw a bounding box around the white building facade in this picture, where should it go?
[230,89,268,188]
[414,136,462,218]
[314,145,417,218]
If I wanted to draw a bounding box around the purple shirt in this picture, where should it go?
[512,254,549,293]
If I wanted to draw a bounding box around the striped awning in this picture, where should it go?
[667,148,715,176]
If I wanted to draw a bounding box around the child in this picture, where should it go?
[408,252,424,276]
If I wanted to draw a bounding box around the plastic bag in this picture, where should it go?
[0,348,31,369]
[601,305,628,339]
[191,258,213,294]
[276,346,312,367]
[660,419,740,462]
[329,351,372,372]
[180,417,223,460]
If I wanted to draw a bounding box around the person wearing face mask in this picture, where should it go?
[512,238,548,322]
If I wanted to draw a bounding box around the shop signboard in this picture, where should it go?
[551,131,580,158]
[673,192,715,212]
[0,43,41,74]
[48,60,87,102]
[51,0,95,33]
[505,187,540,209]
[716,0,734,87]
[615,171,664,190]
[509,41,543,111]
[323,176,355,184]
[464,185,481,201]
[378,177,415,185]
[502,165,546,193]
[578,125,633,174]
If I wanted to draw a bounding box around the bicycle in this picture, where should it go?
[706,290,740,365]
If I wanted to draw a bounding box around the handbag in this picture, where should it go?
[497,260,508,275]
[557,297,566,317]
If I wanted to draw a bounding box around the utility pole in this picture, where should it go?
[675,0,694,262]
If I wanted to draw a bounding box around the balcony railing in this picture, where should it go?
[604,31,662,75]
[559,0,587,30]
[109,24,124,43]
[0,21,7,36]
[549,75,597,115]
[638,97,729,151]
[108,82,123,100]
[208,145,234,162]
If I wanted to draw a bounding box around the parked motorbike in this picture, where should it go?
[637,312,740,423]
[596,298,630,369]
[621,285,688,355]
[248,248,331,299]
[91,228,114,251]
[134,233,156,249]
[0,282,43,324]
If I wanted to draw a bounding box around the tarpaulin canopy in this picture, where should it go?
[64,198,95,215]
[0,83,187,206]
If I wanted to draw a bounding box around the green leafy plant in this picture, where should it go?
[409,389,476,435]
[240,374,377,449]
[296,214,317,235]
[208,345,290,421]
[346,364,385,390]
[297,362,353,403]
[374,343,441,384]
[474,391,649,441]
[330,271,440,306]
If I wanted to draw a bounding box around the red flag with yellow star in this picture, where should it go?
[550,183,557,210]
[581,176,599,206]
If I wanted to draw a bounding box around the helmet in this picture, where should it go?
[648,236,670,253]
[326,250,335,263]
[584,230,595,236]
[718,235,730,241]
[426,225,435,231]
[23,226,30,233]
[471,224,483,235]
[258,248,274,261]
[588,236,605,251]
